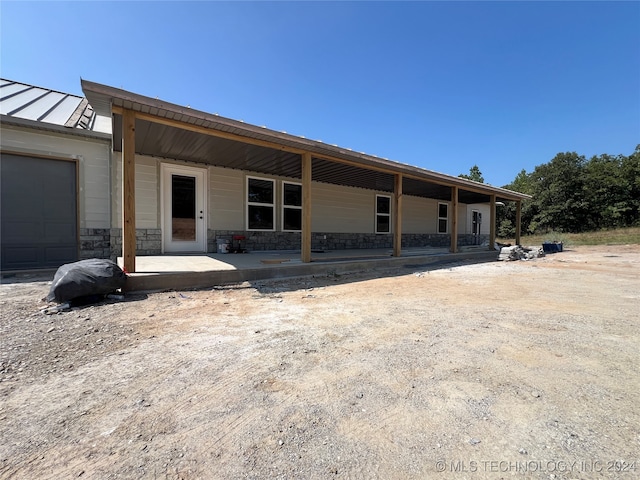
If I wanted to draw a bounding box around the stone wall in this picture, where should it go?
[401,234,450,248]
[311,233,394,251]
[79,228,111,260]
[109,228,162,259]
[458,234,489,247]
[208,230,488,252]
[209,230,301,252]
[98,229,490,259]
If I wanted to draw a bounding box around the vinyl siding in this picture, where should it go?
[207,170,378,233]
[135,156,158,228]
[112,153,158,229]
[402,195,441,234]
[0,125,111,229]
[108,156,492,235]
[311,183,373,233]
[209,166,244,230]
[466,204,491,235]
[457,204,467,234]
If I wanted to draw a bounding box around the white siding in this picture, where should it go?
[209,166,244,230]
[0,125,111,229]
[466,203,491,235]
[107,155,494,235]
[311,183,373,233]
[135,156,158,228]
[112,153,159,229]
[402,195,442,234]
[457,204,467,234]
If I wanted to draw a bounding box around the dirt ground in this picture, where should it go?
[1,245,639,479]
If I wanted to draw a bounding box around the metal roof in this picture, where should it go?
[82,79,531,203]
[0,78,111,135]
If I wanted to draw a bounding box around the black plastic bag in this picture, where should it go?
[46,259,127,303]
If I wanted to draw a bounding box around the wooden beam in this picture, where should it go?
[489,194,496,251]
[301,152,312,263]
[310,151,515,198]
[393,174,403,257]
[113,107,305,156]
[515,200,522,245]
[122,109,136,273]
[450,186,459,253]
[111,106,528,202]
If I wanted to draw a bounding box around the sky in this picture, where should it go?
[1,1,639,187]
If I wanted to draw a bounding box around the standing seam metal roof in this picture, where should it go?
[0,78,109,134]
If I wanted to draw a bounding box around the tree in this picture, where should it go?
[498,146,639,237]
[620,145,640,226]
[582,154,630,230]
[459,165,484,183]
[497,169,535,237]
[529,152,588,233]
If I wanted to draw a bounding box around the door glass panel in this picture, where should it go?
[172,174,196,241]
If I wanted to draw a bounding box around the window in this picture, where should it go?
[438,202,448,234]
[282,182,302,231]
[376,195,391,233]
[247,177,275,230]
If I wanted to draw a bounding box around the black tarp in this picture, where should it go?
[46,259,127,303]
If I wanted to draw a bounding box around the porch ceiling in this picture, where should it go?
[87,79,529,204]
[114,114,467,201]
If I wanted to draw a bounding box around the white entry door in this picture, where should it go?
[162,164,207,253]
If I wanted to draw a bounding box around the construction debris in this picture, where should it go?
[498,245,545,261]
[41,303,71,315]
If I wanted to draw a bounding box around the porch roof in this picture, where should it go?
[81,79,530,204]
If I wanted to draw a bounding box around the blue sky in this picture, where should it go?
[1,1,638,187]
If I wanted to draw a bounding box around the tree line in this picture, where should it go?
[459,145,640,237]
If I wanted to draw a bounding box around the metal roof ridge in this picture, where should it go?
[65,97,89,128]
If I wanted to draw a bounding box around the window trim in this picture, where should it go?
[437,202,449,234]
[246,176,275,231]
[375,194,392,234]
[281,181,302,232]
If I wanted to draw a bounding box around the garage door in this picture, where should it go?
[1,153,78,270]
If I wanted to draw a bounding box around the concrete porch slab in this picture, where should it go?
[121,246,498,292]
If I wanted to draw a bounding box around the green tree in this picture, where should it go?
[497,169,535,237]
[459,165,484,183]
[529,152,588,233]
[498,146,639,237]
[582,154,630,230]
[620,145,640,226]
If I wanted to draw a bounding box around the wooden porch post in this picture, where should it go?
[515,200,522,245]
[393,174,403,257]
[489,194,496,251]
[450,186,459,253]
[301,152,312,263]
[122,109,136,273]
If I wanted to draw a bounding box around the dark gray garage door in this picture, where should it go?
[1,153,78,270]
